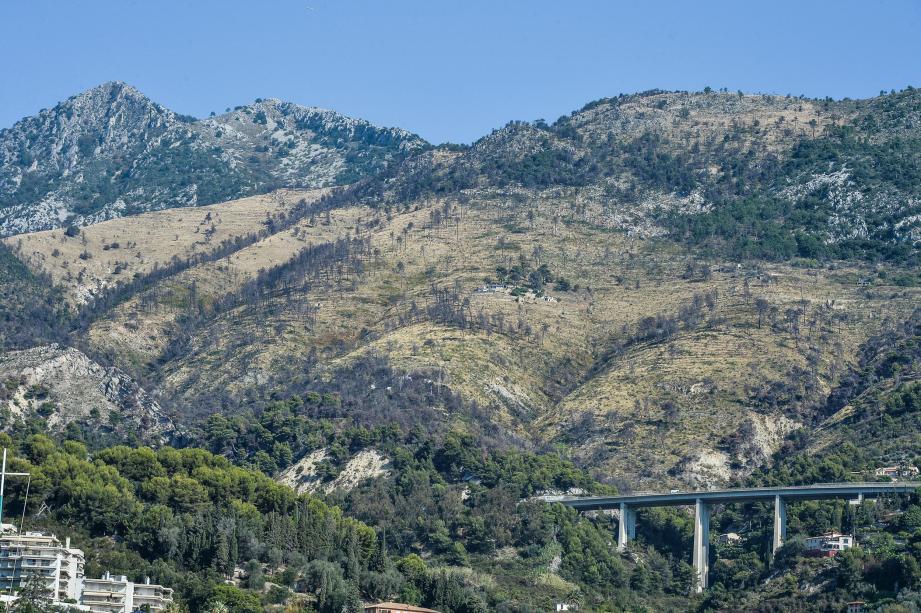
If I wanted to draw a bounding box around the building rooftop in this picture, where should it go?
[365,603,442,613]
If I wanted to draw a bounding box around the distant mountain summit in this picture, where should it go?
[198,97,424,187]
[0,82,426,235]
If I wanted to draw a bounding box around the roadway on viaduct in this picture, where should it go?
[544,482,921,593]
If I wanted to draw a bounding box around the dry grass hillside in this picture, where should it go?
[3,189,327,304]
[10,184,917,488]
[9,85,921,486]
[84,202,367,371]
[569,90,846,154]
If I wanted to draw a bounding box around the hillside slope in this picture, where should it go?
[2,87,920,492]
[8,185,917,489]
[359,88,920,263]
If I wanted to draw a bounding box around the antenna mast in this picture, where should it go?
[0,448,31,528]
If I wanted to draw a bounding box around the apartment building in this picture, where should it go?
[0,530,173,612]
[0,531,85,602]
[81,572,174,613]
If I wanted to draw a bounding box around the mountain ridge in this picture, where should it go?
[2,85,920,491]
[0,81,426,235]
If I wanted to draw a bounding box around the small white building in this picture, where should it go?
[81,572,174,613]
[718,532,743,545]
[804,532,854,557]
[875,466,919,479]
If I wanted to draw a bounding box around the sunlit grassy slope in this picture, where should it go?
[9,185,919,488]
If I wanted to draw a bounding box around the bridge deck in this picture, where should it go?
[547,482,921,510]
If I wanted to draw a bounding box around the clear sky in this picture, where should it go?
[2,0,920,144]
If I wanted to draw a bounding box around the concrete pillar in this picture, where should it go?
[617,502,636,550]
[772,495,787,556]
[692,498,710,593]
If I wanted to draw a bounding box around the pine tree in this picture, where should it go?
[10,574,56,613]
[213,530,230,574]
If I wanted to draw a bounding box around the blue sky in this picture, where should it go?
[1,0,920,143]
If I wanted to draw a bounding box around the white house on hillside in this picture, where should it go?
[805,532,854,557]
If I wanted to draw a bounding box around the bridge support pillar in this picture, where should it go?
[692,498,710,593]
[617,503,636,551]
[772,495,787,556]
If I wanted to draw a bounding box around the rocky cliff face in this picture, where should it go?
[0,82,184,234]
[197,99,424,187]
[0,82,426,236]
[0,344,176,442]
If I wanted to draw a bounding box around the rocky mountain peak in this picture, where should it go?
[203,97,424,150]
[1,81,175,172]
[71,80,151,106]
[0,83,426,236]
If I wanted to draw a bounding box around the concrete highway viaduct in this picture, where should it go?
[545,482,921,592]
